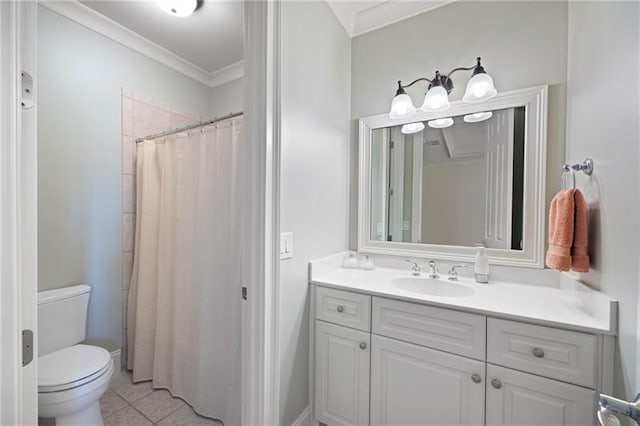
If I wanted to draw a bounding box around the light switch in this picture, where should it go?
[280,232,293,260]
[402,220,410,231]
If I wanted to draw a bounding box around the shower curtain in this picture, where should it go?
[127,118,242,425]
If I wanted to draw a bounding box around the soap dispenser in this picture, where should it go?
[474,244,489,283]
[342,253,358,269]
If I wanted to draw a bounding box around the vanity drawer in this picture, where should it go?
[316,286,371,332]
[372,297,486,360]
[487,318,597,388]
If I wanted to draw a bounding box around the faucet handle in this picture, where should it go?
[448,264,467,281]
[405,259,421,276]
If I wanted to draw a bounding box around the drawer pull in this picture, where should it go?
[471,374,482,384]
[336,305,344,313]
[532,347,545,358]
[359,342,367,350]
[491,379,502,389]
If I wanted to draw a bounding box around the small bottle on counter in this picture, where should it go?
[360,255,375,271]
[341,253,358,269]
[474,244,489,283]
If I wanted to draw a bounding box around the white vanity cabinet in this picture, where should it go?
[370,335,485,425]
[312,284,612,426]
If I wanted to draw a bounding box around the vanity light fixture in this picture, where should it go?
[155,0,200,17]
[427,117,454,129]
[463,111,493,123]
[388,57,497,119]
[401,122,425,134]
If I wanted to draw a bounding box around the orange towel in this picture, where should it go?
[546,189,575,271]
[571,190,589,272]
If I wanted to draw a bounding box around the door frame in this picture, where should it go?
[242,0,281,424]
[0,0,38,424]
[1,1,283,424]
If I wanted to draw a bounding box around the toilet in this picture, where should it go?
[37,285,114,426]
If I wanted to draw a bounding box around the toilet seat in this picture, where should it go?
[38,344,112,393]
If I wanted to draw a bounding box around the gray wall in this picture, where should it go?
[280,1,351,424]
[38,6,213,351]
[350,1,568,248]
[210,77,244,118]
[565,1,640,401]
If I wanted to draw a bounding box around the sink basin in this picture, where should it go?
[391,277,474,298]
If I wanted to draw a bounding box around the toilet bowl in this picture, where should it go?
[38,344,114,425]
[37,285,115,425]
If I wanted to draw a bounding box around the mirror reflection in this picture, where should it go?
[370,106,526,250]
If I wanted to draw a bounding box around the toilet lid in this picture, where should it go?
[38,344,111,392]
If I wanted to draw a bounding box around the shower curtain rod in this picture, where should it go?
[135,111,244,143]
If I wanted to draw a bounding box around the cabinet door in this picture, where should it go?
[370,335,485,425]
[315,321,370,426]
[486,364,596,426]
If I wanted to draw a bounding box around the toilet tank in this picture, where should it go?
[38,285,91,356]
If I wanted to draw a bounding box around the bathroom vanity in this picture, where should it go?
[309,255,617,426]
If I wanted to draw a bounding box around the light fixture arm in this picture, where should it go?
[396,57,486,94]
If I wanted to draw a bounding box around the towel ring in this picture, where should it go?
[561,168,576,190]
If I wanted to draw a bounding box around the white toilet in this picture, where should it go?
[38,285,115,426]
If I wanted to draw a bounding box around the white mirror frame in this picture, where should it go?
[358,85,548,268]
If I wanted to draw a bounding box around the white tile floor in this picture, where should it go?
[40,371,222,426]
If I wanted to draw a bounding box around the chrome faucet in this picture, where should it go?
[427,260,439,279]
[448,264,467,281]
[405,260,421,277]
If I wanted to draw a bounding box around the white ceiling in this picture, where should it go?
[79,0,243,74]
[326,0,456,37]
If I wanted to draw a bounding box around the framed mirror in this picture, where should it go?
[358,85,548,267]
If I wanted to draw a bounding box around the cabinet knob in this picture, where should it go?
[359,342,367,350]
[532,347,545,358]
[336,305,344,313]
[471,374,482,384]
[491,379,502,389]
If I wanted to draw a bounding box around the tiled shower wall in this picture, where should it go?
[121,89,201,367]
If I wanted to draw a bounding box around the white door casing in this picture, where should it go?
[0,0,38,424]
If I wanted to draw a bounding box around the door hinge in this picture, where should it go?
[21,71,34,109]
[22,329,33,366]
[242,287,247,300]
[388,188,394,196]
[390,141,395,149]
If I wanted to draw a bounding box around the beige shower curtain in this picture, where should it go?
[127,118,243,425]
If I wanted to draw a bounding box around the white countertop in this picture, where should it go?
[310,253,617,335]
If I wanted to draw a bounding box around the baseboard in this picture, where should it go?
[110,349,122,373]
[291,405,311,426]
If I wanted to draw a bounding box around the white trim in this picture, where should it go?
[357,85,548,268]
[1,1,38,424]
[209,60,244,88]
[38,0,243,89]
[291,405,311,426]
[241,0,280,424]
[326,0,455,38]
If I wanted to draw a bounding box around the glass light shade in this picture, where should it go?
[427,117,454,129]
[463,111,493,123]
[463,73,497,103]
[421,86,450,111]
[155,0,197,17]
[389,93,416,119]
[401,122,425,134]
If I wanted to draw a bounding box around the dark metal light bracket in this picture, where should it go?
[397,57,484,94]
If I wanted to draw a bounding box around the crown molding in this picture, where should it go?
[39,0,243,89]
[327,0,456,38]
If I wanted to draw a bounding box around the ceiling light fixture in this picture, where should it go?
[401,122,425,134]
[463,111,493,123]
[427,117,454,129]
[388,57,498,118]
[155,0,199,17]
